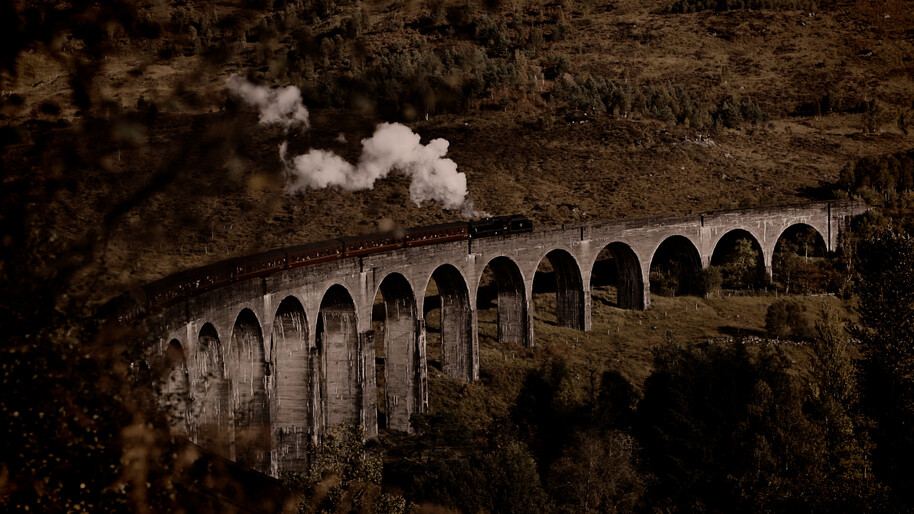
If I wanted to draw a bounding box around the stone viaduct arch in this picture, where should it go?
[648,236,703,296]
[710,229,767,288]
[373,272,420,432]
[161,339,190,437]
[590,241,647,310]
[319,285,361,429]
[477,256,528,347]
[535,249,585,331]
[229,308,271,472]
[772,222,829,261]
[135,201,866,477]
[270,295,314,474]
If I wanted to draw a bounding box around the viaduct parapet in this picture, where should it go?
[145,201,868,476]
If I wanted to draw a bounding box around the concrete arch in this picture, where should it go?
[535,249,586,329]
[710,229,766,288]
[194,323,231,458]
[478,256,528,346]
[772,223,827,257]
[319,284,361,428]
[229,308,271,472]
[424,264,475,382]
[592,242,646,310]
[162,339,190,436]
[771,223,829,292]
[270,296,315,473]
[374,272,420,432]
[649,235,703,296]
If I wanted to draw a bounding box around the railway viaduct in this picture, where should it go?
[147,201,867,476]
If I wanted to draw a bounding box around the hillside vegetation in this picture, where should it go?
[2,0,913,301]
[3,0,914,511]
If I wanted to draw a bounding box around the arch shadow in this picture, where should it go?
[649,236,703,297]
[478,256,528,346]
[592,242,644,310]
[534,249,585,328]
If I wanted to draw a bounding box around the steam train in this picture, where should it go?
[111,215,533,320]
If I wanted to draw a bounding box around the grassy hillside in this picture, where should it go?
[2,0,912,304]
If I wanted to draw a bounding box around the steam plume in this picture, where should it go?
[282,123,469,211]
[225,76,309,131]
[227,76,476,214]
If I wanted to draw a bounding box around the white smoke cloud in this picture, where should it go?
[282,123,470,211]
[227,76,476,213]
[225,75,309,131]
[279,143,357,190]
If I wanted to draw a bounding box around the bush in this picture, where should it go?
[542,54,570,80]
[713,95,768,128]
[765,299,815,340]
[282,424,406,513]
[474,13,511,57]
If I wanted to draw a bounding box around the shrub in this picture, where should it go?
[474,13,511,57]
[542,54,571,80]
[765,299,815,340]
[713,95,768,128]
[340,14,362,39]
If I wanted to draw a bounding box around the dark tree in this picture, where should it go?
[854,227,914,507]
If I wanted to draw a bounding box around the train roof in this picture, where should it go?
[405,221,468,233]
[339,230,404,244]
[234,248,287,265]
[286,239,344,253]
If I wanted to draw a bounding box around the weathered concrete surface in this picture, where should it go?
[148,201,867,477]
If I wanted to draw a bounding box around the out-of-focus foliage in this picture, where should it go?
[282,424,407,514]
[384,411,552,513]
[0,1,270,511]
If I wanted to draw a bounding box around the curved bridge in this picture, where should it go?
[148,201,867,476]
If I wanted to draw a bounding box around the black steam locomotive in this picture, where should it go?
[110,215,533,320]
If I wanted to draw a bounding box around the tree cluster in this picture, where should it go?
[837,148,914,197]
[664,0,812,13]
[553,75,767,129]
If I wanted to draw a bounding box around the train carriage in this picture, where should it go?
[286,240,344,269]
[145,272,191,312]
[234,249,287,282]
[405,222,469,247]
[184,259,234,295]
[340,231,405,257]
